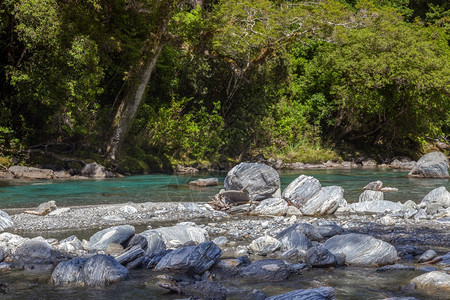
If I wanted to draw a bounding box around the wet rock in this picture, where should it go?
[282,175,321,208]
[278,223,323,242]
[408,152,449,178]
[24,201,57,216]
[248,236,281,256]
[58,235,82,254]
[349,200,403,214]
[409,271,450,290]
[224,163,281,201]
[14,240,54,264]
[157,277,227,300]
[153,223,209,246]
[240,259,291,281]
[376,264,415,272]
[305,246,336,267]
[418,249,437,263]
[436,252,450,267]
[419,187,450,215]
[8,166,55,179]
[313,220,344,238]
[323,233,398,266]
[358,190,384,202]
[81,163,114,178]
[125,234,148,251]
[301,186,347,216]
[188,178,219,187]
[88,225,135,251]
[266,287,335,300]
[418,266,436,273]
[51,254,129,286]
[115,245,145,267]
[210,256,251,279]
[0,210,13,231]
[396,245,420,260]
[246,289,267,300]
[276,228,312,252]
[251,198,288,216]
[139,231,166,255]
[154,241,222,275]
[363,180,383,191]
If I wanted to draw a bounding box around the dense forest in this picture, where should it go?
[0,0,449,173]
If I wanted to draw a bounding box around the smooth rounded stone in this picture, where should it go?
[312,221,343,238]
[408,151,449,178]
[0,210,14,231]
[81,163,114,178]
[8,166,54,179]
[419,187,450,214]
[349,200,403,214]
[154,241,222,275]
[359,190,384,202]
[436,252,450,267]
[305,246,336,267]
[212,236,228,247]
[395,245,420,260]
[276,229,312,252]
[278,223,323,242]
[248,236,281,256]
[282,175,321,208]
[152,224,209,246]
[58,235,82,254]
[409,271,450,291]
[14,240,54,264]
[125,234,148,251]
[376,264,415,272]
[363,180,383,191]
[188,178,219,187]
[323,233,398,267]
[115,245,145,266]
[51,254,129,286]
[251,198,288,216]
[418,249,437,263]
[224,162,281,201]
[239,259,292,281]
[24,201,57,216]
[266,287,335,300]
[301,186,347,216]
[139,231,166,255]
[0,232,27,253]
[89,225,135,251]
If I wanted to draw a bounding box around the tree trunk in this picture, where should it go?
[106,1,180,161]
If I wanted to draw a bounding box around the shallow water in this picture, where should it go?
[0,168,448,208]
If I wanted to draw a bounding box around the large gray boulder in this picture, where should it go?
[358,190,384,202]
[154,241,222,275]
[152,223,209,247]
[139,231,166,255]
[282,175,321,207]
[419,187,450,214]
[408,152,449,178]
[301,186,347,216]
[89,225,135,251]
[8,166,55,179]
[305,246,336,267]
[14,240,56,264]
[224,163,281,201]
[251,198,288,216]
[282,176,346,216]
[51,255,129,286]
[81,163,114,178]
[0,210,13,231]
[349,200,403,214]
[275,225,313,252]
[409,271,450,291]
[323,233,398,267]
[266,287,335,300]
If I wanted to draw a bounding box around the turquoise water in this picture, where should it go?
[0,168,448,208]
